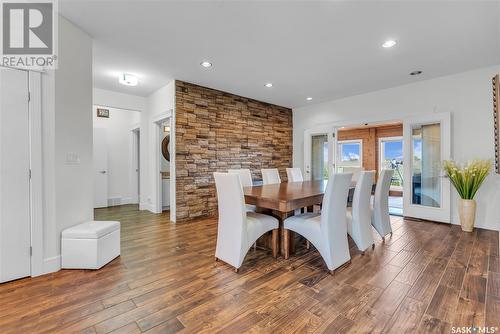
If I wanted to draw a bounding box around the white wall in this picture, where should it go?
[93,106,141,205]
[294,65,500,231]
[39,15,94,273]
[93,88,146,112]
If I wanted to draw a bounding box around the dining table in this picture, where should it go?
[243,180,360,258]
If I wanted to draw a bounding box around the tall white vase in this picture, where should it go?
[458,199,476,232]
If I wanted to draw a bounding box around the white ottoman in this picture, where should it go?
[62,221,120,269]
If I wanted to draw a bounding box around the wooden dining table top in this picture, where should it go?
[243,180,355,213]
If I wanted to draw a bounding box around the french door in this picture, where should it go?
[403,112,451,223]
[304,127,336,181]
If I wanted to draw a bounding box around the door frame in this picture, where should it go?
[152,110,175,220]
[378,135,404,192]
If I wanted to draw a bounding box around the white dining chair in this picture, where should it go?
[347,171,376,254]
[341,166,365,183]
[261,168,281,185]
[286,167,303,182]
[371,169,395,241]
[228,169,256,212]
[214,173,278,272]
[283,173,353,274]
[228,169,253,187]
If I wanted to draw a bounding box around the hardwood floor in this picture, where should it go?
[1,204,499,333]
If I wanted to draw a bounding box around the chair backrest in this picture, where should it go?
[320,173,353,237]
[341,166,365,182]
[228,169,253,188]
[352,171,376,225]
[261,168,281,185]
[214,172,247,244]
[375,169,394,209]
[286,167,303,182]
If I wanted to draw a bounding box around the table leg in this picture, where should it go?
[279,211,295,259]
[272,229,278,258]
[284,228,290,260]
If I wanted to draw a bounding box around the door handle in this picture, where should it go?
[100,171,107,174]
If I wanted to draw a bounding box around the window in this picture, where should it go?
[379,137,403,190]
[337,140,362,169]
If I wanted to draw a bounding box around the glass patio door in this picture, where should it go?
[403,112,451,223]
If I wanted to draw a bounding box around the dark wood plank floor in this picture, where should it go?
[0,204,499,333]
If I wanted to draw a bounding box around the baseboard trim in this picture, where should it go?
[41,255,61,275]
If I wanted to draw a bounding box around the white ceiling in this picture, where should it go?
[60,1,500,108]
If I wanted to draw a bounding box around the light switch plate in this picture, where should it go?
[66,152,80,165]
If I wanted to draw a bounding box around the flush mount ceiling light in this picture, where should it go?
[382,40,397,48]
[306,97,313,101]
[118,73,138,86]
[410,70,423,76]
[264,83,273,88]
[200,61,212,68]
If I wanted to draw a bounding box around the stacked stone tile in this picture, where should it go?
[175,81,292,221]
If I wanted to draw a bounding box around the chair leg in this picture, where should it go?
[284,229,290,260]
[306,240,310,250]
[272,229,278,258]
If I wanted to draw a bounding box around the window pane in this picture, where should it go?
[411,123,441,208]
[380,140,403,187]
[311,134,328,180]
[338,141,362,172]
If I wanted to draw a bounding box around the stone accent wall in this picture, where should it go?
[175,81,293,221]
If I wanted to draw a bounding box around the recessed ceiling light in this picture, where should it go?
[200,61,212,68]
[382,40,397,48]
[118,73,138,86]
[306,97,313,101]
[264,83,273,88]
[410,70,423,76]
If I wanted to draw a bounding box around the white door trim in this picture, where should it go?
[152,110,175,221]
[28,71,44,277]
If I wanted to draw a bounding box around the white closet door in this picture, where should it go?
[0,67,31,283]
[93,127,109,208]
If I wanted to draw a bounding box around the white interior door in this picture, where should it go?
[93,127,108,208]
[403,112,451,223]
[0,67,31,283]
[304,126,335,181]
